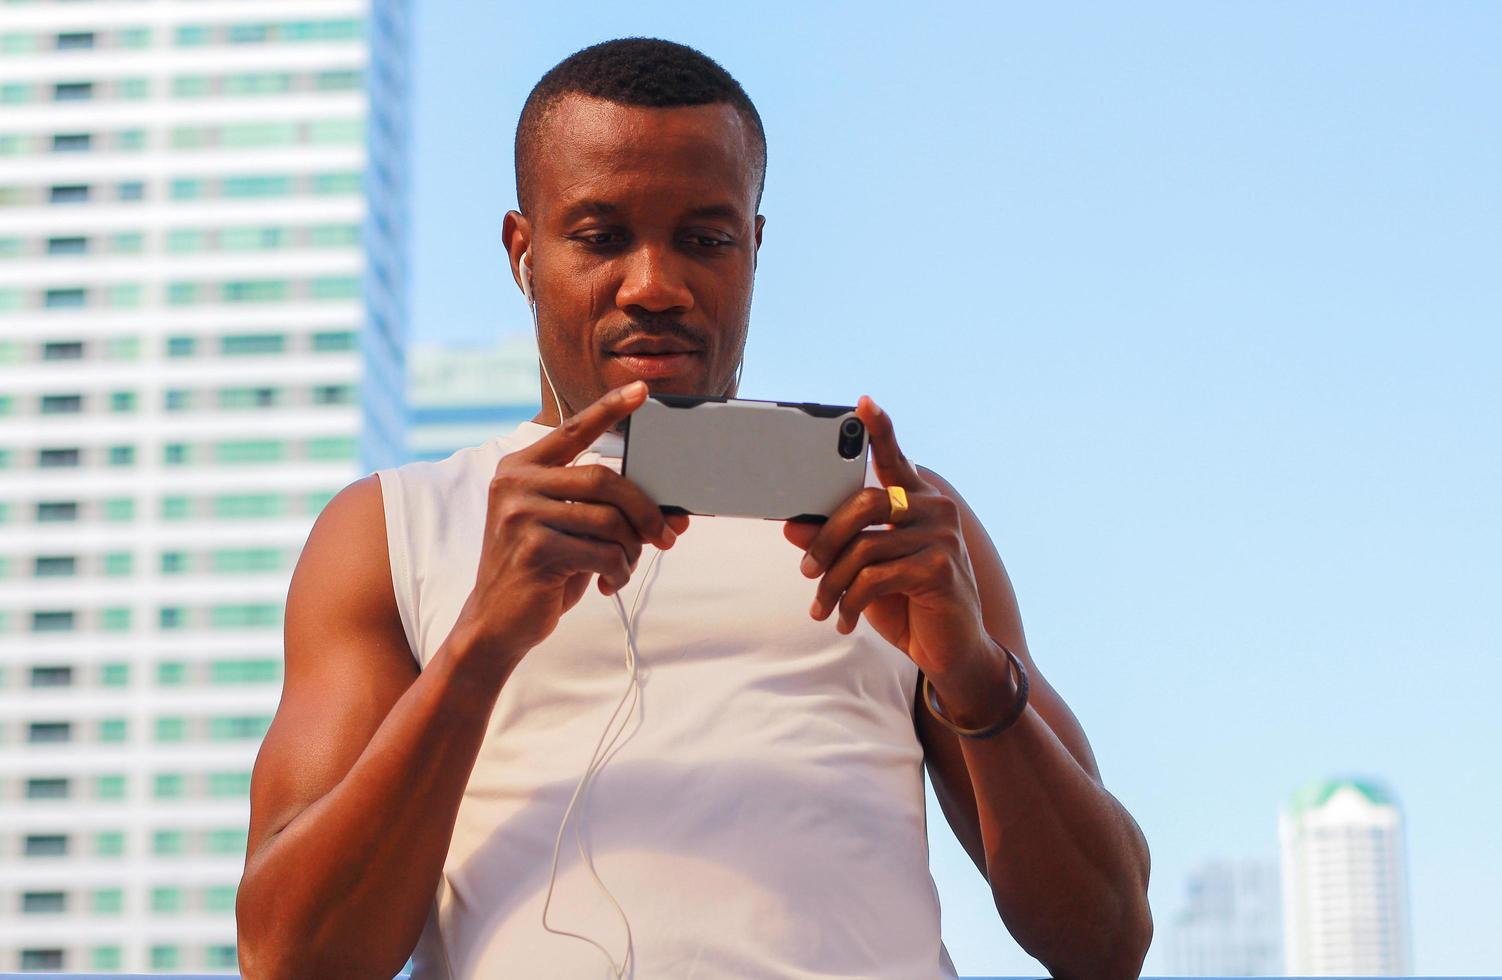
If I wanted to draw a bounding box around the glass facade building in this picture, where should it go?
[0,0,409,970]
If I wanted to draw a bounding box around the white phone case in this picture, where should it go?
[622,395,870,521]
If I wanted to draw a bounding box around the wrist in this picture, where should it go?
[437,616,524,705]
[925,636,1019,730]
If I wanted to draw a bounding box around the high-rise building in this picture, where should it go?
[1165,858,1282,976]
[0,1,408,971]
[1280,777,1412,976]
[406,337,539,463]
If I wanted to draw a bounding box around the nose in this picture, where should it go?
[615,244,694,315]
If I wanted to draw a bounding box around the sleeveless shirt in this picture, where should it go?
[376,421,959,979]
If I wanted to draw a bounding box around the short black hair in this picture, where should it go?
[514,37,767,214]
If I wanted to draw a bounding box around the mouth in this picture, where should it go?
[606,336,703,381]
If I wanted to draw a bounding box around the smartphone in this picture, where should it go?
[622,394,869,521]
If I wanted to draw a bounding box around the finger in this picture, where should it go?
[665,513,691,537]
[810,528,927,621]
[835,555,933,634]
[782,520,819,552]
[532,498,644,571]
[797,486,892,579]
[856,396,923,490]
[536,528,634,594]
[533,464,676,548]
[521,381,648,467]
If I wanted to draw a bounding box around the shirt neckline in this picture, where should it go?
[511,420,625,459]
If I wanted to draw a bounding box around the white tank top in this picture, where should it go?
[376,422,958,979]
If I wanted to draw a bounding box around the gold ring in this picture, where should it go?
[887,486,909,524]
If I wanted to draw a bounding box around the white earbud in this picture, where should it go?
[520,250,535,304]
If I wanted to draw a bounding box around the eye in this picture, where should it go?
[684,233,733,248]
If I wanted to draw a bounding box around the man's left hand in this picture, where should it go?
[782,396,1005,698]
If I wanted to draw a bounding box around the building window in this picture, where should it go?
[24,834,68,856]
[91,889,123,914]
[104,336,138,359]
[205,945,238,969]
[223,175,291,198]
[211,658,280,683]
[311,276,360,300]
[19,951,64,971]
[153,773,185,799]
[22,892,67,914]
[91,947,122,970]
[110,391,136,412]
[38,448,81,467]
[117,180,145,200]
[40,393,83,413]
[223,279,287,303]
[160,551,187,574]
[220,386,280,409]
[102,497,135,521]
[44,288,86,309]
[159,607,185,630]
[170,178,204,200]
[202,885,237,912]
[221,333,284,355]
[312,330,357,351]
[52,133,92,153]
[210,715,272,741]
[29,666,72,687]
[313,383,355,405]
[28,721,72,743]
[36,501,79,523]
[108,445,135,466]
[98,718,128,743]
[163,443,190,465]
[104,550,134,575]
[34,555,77,577]
[211,604,281,629]
[152,829,185,854]
[100,662,130,685]
[42,340,84,360]
[94,777,127,802]
[49,184,90,204]
[100,607,131,631]
[164,388,192,411]
[215,440,283,463]
[166,335,196,357]
[54,82,94,102]
[47,236,88,255]
[150,945,180,969]
[208,770,251,798]
[31,610,75,633]
[25,777,70,800]
[204,828,248,854]
[308,436,357,461]
[56,31,96,50]
[214,493,282,519]
[160,496,190,520]
[158,661,187,686]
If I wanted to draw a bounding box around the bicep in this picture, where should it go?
[246,475,419,861]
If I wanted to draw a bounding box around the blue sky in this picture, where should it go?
[409,4,1501,974]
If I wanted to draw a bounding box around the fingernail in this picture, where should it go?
[624,380,647,397]
[800,553,821,577]
[660,527,677,548]
[809,599,825,620]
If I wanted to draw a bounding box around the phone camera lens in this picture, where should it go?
[837,416,865,459]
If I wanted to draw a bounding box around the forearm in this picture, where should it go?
[238,627,512,978]
[930,647,1152,980]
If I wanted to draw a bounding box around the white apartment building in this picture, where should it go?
[1280,777,1412,976]
[0,0,408,971]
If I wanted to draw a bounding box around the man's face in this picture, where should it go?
[508,95,764,420]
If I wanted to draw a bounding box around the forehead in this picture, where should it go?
[529,95,759,222]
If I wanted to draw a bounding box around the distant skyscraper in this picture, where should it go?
[1280,777,1412,976]
[0,1,408,972]
[406,337,539,462]
[1165,858,1282,976]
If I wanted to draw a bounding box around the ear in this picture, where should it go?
[502,210,533,296]
[753,214,765,269]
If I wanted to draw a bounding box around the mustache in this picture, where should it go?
[597,315,709,352]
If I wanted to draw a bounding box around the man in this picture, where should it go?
[237,39,1151,979]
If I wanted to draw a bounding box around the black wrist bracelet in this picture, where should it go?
[921,643,1029,739]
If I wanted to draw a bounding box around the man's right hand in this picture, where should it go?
[450,380,689,683]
